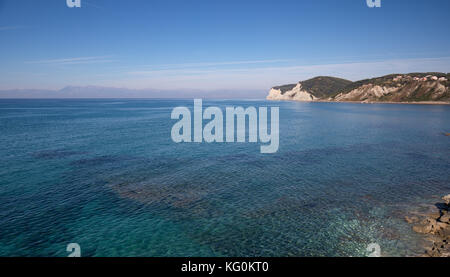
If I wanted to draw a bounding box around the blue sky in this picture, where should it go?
[0,0,449,91]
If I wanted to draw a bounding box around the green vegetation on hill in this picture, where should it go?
[273,84,296,93]
[300,76,352,98]
[273,76,352,96]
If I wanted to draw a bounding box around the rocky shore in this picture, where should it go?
[405,194,450,257]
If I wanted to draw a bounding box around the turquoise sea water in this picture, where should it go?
[0,99,449,257]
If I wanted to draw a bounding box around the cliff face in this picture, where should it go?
[332,74,449,102]
[267,76,352,102]
[267,83,317,101]
[268,73,450,103]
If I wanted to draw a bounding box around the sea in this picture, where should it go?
[0,99,449,257]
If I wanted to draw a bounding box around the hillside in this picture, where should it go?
[267,73,450,103]
[301,76,353,98]
[268,76,352,101]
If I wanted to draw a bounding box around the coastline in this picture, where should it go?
[318,100,450,105]
[267,99,450,105]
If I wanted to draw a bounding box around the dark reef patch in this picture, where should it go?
[32,149,86,160]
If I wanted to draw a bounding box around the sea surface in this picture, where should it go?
[0,99,449,257]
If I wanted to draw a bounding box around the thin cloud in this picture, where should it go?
[25,56,114,65]
[130,57,450,76]
[8,56,450,91]
[126,59,292,75]
[157,59,291,68]
[115,57,450,90]
[126,59,292,71]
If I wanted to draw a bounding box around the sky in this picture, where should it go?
[0,0,450,94]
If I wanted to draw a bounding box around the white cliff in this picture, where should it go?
[266,88,285,100]
[266,83,317,102]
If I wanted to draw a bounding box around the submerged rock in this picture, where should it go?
[404,215,419,224]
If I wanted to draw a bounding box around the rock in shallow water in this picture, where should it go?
[405,215,419,224]
[407,194,450,257]
[443,194,450,206]
[426,240,450,257]
[440,211,450,224]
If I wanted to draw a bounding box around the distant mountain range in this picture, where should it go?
[267,73,450,103]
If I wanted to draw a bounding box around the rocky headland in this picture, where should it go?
[267,73,450,104]
[405,194,450,257]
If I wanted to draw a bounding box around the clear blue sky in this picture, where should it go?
[0,0,449,91]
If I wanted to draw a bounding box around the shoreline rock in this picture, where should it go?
[443,194,450,205]
[406,194,450,257]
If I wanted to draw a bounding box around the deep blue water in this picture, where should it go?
[0,99,449,257]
